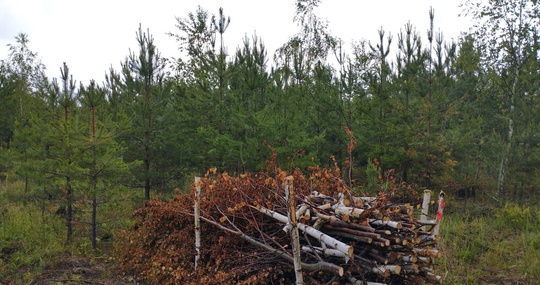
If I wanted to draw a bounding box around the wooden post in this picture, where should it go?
[194,177,201,270]
[433,191,445,236]
[286,176,304,285]
[421,190,431,231]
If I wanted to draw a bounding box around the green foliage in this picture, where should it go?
[120,24,171,199]
[493,204,535,232]
[364,158,381,195]
[0,34,48,149]
[462,0,540,203]
[0,64,17,149]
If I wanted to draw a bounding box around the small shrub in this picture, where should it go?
[495,204,533,232]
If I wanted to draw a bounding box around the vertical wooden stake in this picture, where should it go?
[433,191,445,236]
[421,189,431,231]
[194,177,201,270]
[286,176,304,285]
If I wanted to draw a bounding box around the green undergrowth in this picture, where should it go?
[440,202,540,284]
[0,199,65,282]
[0,179,141,284]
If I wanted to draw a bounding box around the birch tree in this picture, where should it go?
[464,0,540,203]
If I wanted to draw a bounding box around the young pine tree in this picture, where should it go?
[122,24,167,200]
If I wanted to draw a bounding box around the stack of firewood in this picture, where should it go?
[254,188,445,284]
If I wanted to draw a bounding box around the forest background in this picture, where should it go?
[0,0,540,284]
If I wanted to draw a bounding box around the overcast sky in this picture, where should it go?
[0,0,473,84]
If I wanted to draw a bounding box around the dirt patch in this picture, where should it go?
[35,255,139,285]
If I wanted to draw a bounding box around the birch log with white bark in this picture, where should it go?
[286,178,304,285]
[333,204,366,218]
[369,219,402,229]
[421,190,431,224]
[301,246,347,259]
[371,264,401,277]
[194,177,201,270]
[257,206,354,258]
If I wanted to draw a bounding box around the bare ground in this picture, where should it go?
[31,255,139,285]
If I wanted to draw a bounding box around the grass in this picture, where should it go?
[0,178,142,284]
[439,199,540,284]
[0,191,65,282]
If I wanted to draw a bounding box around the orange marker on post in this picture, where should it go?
[434,191,445,236]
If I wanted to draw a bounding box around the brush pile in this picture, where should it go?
[193,169,445,285]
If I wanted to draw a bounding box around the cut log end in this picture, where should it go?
[347,246,354,258]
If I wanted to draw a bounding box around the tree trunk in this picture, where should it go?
[66,179,73,244]
[91,196,97,249]
[144,71,152,201]
[497,4,523,204]
[497,88,516,205]
[144,146,151,200]
[91,106,98,250]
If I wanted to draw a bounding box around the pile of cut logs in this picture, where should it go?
[254,183,445,284]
